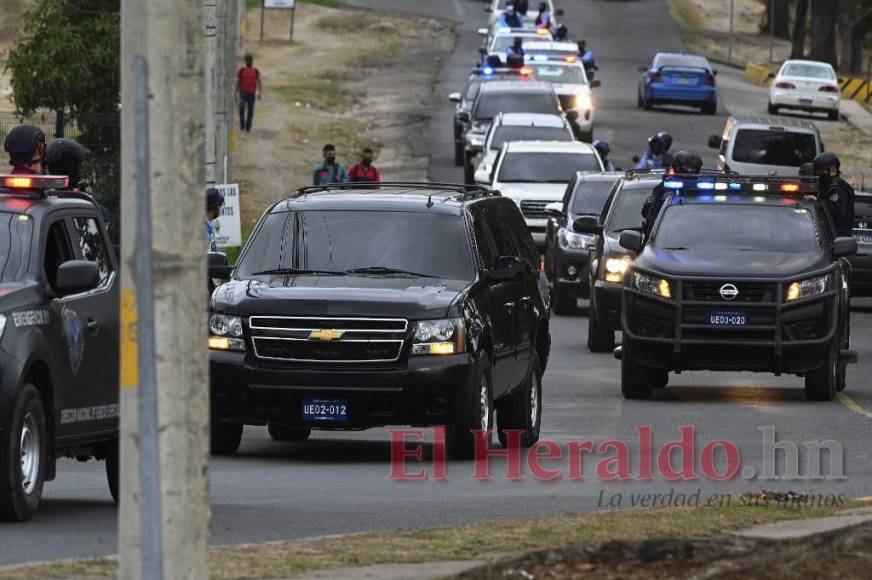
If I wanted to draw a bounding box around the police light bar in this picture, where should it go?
[473,67,531,77]
[662,174,818,195]
[1,174,69,192]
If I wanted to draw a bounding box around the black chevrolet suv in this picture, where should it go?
[0,175,118,521]
[208,183,550,459]
[619,175,856,401]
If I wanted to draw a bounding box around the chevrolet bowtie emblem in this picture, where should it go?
[309,329,344,341]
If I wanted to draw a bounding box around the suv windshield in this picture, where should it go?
[654,204,818,253]
[605,186,652,234]
[236,210,475,281]
[732,129,817,167]
[474,92,558,120]
[490,125,570,151]
[0,212,34,284]
[571,180,618,215]
[530,65,586,84]
[498,152,600,183]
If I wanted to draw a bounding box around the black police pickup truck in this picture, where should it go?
[208,183,551,459]
[0,174,118,521]
[619,175,857,401]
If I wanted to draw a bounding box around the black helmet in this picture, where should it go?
[798,162,815,176]
[812,152,840,174]
[592,140,610,158]
[4,124,46,167]
[672,150,702,173]
[656,131,673,152]
[648,134,666,156]
[45,138,89,166]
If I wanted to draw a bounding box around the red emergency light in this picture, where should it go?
[1,174,69,191]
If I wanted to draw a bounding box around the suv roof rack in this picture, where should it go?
[291,181,499,199]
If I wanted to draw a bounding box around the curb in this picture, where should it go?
[744,63,774,86]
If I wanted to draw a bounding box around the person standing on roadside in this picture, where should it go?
[206,187,224,253]
[236,54,262,133]
[313,144,349,186]
[349,148,381,182]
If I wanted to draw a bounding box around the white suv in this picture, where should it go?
[708,115,822,176]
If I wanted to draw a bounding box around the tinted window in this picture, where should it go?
[853,198,872,223]
[571,180,618,215]
[490,125,571,151]
[502,207,540,266]
[73,217,112,286]
[43,220,75,290]
[732,129,817,167]
[782,63,835,79]
[605,186,651,234]
[474,92,558,120]
[237,210,474,281]
[530,65,586,84]
[656,54,710,70]
[0,213,33,284]
[498,152,601,183]
[483,208,518,258]
[465,78,482,101]
[473,214,497,269]
[654,204,818,253]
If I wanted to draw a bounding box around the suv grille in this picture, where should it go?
[249,316,408,363]
[853,228,872,244]
[520,200,555,220]
[684,281,774,303]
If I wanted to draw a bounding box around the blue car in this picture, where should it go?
[637,52,718,115]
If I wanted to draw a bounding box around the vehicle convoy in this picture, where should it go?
[488,140,603,244]
[708,115,822,176]
[208,183,551,460]
[848,190,872,297]
[768,59,841,120]
[637,52,718,115]
[618,175,857,401]
[544,172,623,314]
[585,171,664,352]
[526,61,600,141]
[0,175,119,521]
[473,112,575,185]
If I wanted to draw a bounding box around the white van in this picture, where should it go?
[707,115,822,176]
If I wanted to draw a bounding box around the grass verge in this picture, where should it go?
[0,502,852,579]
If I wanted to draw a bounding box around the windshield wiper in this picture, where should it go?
[346,266,438,278]
[251,268,346,276]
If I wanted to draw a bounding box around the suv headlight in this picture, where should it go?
[575,92,593,110]
[412,318,465,355]
[209,313,245,351]
[786,274,829,301]
[632,271,672,299]
[604,256,632,283]
[559,228,594,250]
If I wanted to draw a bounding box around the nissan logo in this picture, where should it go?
[719,283,739,300]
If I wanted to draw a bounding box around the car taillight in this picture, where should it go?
[775,81,795,89]
[704,74,716,86]
[650,73,662,83]
[819,85,839,93]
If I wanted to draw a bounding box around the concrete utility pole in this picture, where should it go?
[205,1,218,184]
[119,0,209,578]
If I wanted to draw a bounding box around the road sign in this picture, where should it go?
[265,0,295,8]
[214,183,241,248]
[261,0,297,42]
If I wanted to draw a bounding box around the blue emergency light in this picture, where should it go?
[661,175,817,196]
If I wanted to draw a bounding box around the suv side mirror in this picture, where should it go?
[573,215,601,235]
[478,27,488,36]
[448,92,462,103]
[708,135,722,149]
[457,111,470,123]
[485,6,493,12]
[590,79,602,88]
[544,202,563,217]
[619,230,643,253]
[478,47,488,56]
[555,8,564,16]
[55,260,100,295]
[637,66,648,72]
[487,255,525,282]
[833,236,858,258]
[208,252,233,280]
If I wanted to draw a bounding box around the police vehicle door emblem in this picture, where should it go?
[62,306,85,376]
[719,283,739,301]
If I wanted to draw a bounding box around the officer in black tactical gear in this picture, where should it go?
[3,125,46,175]
[813,152,854,238]
[641,151,703,237]
[45,138,90,190]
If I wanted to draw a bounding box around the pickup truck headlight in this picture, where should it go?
[632,271,672,299]
[786,274,828,302]
[604,256,632,283]
[209,313,245,351]
[559,228,594,250]
[575,92,593,110]
[412,318,465,355]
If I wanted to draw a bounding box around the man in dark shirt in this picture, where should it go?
[813,153,855,238]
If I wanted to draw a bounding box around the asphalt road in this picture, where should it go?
[2,0,870,567]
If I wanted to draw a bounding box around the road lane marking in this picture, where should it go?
[836,392,872,419]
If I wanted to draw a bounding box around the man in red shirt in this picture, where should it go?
[236,54,262,132]
[348,148,381,182]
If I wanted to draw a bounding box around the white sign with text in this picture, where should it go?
[214,183,242,248]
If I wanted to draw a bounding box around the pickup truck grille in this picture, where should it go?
[520,200,555,220]
[249,316,408,363]
[853,228,872,244]
[683,281,774,303]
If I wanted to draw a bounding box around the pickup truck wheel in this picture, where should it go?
[551,284,576,315]
[463,153,476,185]
[651,370,669,389]
[105,437,119,505]
[268,423,311,442]
[805,343,837,401]
[454,142,464,166]
[211,421,243,455]
[621,344,654,399]
[447,351,492,460]
[0,384,47,522]
[587,296,615,352]
[496,354,542,449]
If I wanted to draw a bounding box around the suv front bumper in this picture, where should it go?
[210,351,475,429]
[552,246,592,299]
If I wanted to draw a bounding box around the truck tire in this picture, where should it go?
[105,437,119,505]
[447,350,492,460]
[268,423,311,442]
[621,343,654,399]
[463,153,476,185]
[551,284,576,315]
[651,370,669,389]
[454,142,464,166]
[804,343,837,401]
[587,296,615,352]
[211,421,243,455]
[0,384,48,522]
[496,354,542,449]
